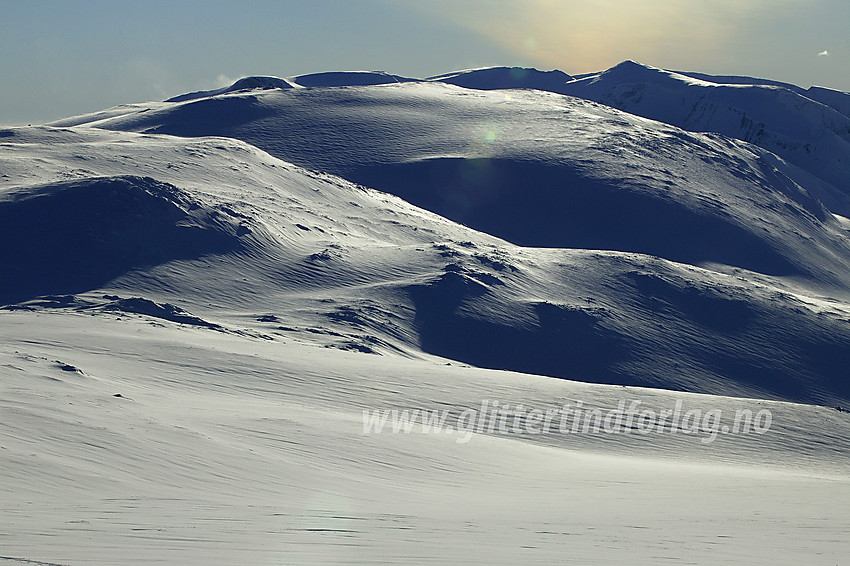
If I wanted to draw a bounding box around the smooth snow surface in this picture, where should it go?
[3,64,850,564]
[3,311,849,565]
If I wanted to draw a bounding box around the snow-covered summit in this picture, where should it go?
[163,71,417,103]
[166,75,296,103]
[15,65,850,402]
[428,66,573,92]
[289,70,415,87]
[13,66,850,407]
[52,79,850,281]
[95,61,850,207]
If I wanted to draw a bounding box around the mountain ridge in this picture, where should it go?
[3,61,848,404]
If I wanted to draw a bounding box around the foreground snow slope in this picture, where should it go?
[2,126,849,404]
[2,307,849,565]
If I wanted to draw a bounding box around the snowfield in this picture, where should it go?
[2,63,849,564]
[3,310,849,565]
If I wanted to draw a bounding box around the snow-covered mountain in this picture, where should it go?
[428,61,850,215]
[16,79,850,403]
[558,61,850,202]
[428,66,574,91]
[3,64,849,564]
[50,80,850,279]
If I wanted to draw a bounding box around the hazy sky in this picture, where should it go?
[2,0,848,125]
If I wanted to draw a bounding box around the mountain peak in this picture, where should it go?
[289,70,415,87]
[428,66,573,92]
[597,60,667,82]
[228,76,294,91]
[166,75,294,103]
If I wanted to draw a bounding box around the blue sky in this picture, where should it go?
[2,0,848,124]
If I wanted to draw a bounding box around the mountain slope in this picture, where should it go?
[421,62,850,209]
[49,81,850,286]
[556,61,850,203]
[2,125,849,405]
[676,70,850,118]
[0,175,243,303]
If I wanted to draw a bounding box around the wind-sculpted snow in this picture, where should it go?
[2,309,848,564]
[2,126,849,405]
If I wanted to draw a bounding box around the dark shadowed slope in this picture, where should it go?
[353,156,818,277]
[290,70,416,87]
[0,176,243,303]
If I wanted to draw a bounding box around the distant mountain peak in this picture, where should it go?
[228,76,294,91]
[610,59,651,70]
[167,75,294,103]
[594,60,679,84]
[289,70,416,87]
[428,66,573,91]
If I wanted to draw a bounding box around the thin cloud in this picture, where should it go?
[818,50,830,56]
[215,74,235,88]
[401,0,809,73]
